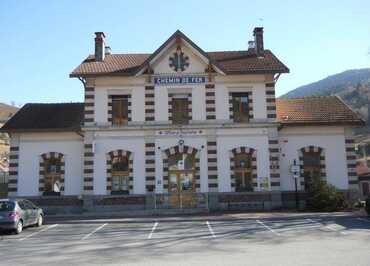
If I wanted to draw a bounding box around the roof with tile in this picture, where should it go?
[0,97,364,132]
[70,50,289,77]
[70,30,289,77]
[0,103,84,132]
[276,96,364,126]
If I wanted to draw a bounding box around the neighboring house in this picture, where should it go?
[0,28,364,207]
[355,136,370,198]
[0,103,18,182]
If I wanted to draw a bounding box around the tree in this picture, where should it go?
[306,174,346,211]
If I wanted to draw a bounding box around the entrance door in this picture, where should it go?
[168,171,195,208]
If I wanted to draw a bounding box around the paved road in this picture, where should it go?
[1,213,370,266]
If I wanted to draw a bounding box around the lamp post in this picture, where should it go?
[291,159,300,210]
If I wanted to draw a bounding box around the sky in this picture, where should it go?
[1,0,370,106]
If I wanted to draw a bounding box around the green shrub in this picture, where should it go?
[306,174,346,211]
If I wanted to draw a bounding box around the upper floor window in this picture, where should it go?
[112,95,128,126]
[232,92,249,123]
[172,97,189,124]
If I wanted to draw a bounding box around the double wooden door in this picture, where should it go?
[168,170,196,208]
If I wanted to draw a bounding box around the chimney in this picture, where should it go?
[94,32,106,61]
[253,27,264,57]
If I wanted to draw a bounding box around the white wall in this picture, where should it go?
[17,133,83,196]
[279,126,348,191]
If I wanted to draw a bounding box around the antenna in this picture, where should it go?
[258,17,264,27]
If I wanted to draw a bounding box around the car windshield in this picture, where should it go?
[0,201,15,211]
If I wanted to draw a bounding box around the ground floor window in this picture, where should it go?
[302,151,321,191]
[362,182,370,196]
[112,175,129,193]
[42,156,63,195]
[44,175,61,193]
[111,153,130,194]
[234,153,253,192]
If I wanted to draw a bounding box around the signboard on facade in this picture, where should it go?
[153,76,206,85]
[156,129,204,136]
[290,164,300,179]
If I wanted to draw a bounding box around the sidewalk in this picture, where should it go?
[44,209,368,223]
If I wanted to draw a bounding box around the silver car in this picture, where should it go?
[0,199,44,234]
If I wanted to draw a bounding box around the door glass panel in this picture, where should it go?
[180,173,194,192]
[168,153,195,171]
[169,173,178,192]
[112,176,120,191]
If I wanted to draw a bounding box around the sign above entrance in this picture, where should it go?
[153,76,207,85]
[156,129,204,136]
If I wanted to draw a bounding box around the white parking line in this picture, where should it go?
[206,221,216,238]
[307,218,347,235]
[256,219,281,236]
[81,223,108,241]
[19,224,58,241]
[148,221,158,239]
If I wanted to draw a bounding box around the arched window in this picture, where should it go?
[302,151,321,191]
[111,155,129,194]
[44,157,62,194]
[234,153,253,192]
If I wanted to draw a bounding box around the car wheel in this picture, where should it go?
[36,215,43,227]
[15,220,23,234]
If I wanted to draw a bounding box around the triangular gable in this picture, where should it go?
[135,30,225,76]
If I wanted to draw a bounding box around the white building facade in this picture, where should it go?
[2,28,363,208]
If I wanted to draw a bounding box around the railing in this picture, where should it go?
[154,192,209,210]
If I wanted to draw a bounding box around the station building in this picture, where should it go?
[1,28,364,208]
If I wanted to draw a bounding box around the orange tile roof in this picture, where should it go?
[276,96,364,126]
[70,50,289,77]
[1,97,363,133]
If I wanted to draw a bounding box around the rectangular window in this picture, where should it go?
[112,95,129,126]
[172,97,189,124]
[232,93,249,123]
